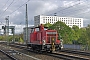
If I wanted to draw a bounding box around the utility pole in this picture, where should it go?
[11,27,15,43]
[0,29,1,35]
[26,4,28,44]
[5,16,9,45]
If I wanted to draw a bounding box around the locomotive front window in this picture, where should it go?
[46,32,57,34]
[35,28,39,31]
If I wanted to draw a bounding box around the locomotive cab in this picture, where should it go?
[41,30,61,52]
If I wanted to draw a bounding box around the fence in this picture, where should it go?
[63,44,89,51]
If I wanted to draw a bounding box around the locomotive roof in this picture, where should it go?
[23,24,48,29]
[30,26,48,29]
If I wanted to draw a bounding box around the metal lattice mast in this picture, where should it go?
[26,4,28,44]
[5,16,9,45]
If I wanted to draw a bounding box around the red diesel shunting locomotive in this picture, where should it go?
[27,24,61,52]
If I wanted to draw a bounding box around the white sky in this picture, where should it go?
[0,0,90,34]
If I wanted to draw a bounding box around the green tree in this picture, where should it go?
[9,36,13,42]
[77,25,90,50]
[85,25,90,50]
[77,28,86,45]
[18,37,24,44]
[0,36,3,40]
[72,25,81,41]
[44,23,52,28]
[49,21,72,44]
[19,33,23,40]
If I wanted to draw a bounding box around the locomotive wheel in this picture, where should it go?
[50,51,52,53]
[38,50,42,54]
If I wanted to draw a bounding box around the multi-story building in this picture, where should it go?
[34,15,83,28]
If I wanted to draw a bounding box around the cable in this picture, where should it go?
[0,0,15,16]
[46,0,90,20]
[63,3,90,17]
[10,0,30,15]
[0,0,10,14]
[68,8,90,18]
[59,0,89,17]
[47,0,80,16]
[64,0,90,17]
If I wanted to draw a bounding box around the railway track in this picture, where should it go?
[11,43,90,60]
[47,52,89,60]
[0,49,16,60]
[0,42,90,60]
[60,49,90,56]
[15,43,90,60]
[0,44,41,60]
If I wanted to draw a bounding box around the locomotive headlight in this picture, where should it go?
[43,40,46,45]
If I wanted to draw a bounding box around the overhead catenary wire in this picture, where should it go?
[0,0,10,14]
[10,0,30,15]
[0,0,88,20]
[45,0,90,19]
[47,0,81,16]
[64,0,90,17]
[68,8,90,18]
[0,0,30,25]
[0,0,15,16]
[62,3,90,17]
[66,0,89,17]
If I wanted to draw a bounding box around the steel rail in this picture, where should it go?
[0,49,17,60]
[60,49,90,56]
[47,52,89,60]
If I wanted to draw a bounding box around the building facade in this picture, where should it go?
[34,15,83,28]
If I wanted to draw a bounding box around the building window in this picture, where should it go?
[43,21,45,23]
